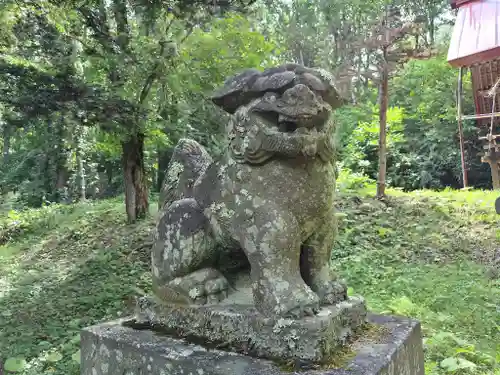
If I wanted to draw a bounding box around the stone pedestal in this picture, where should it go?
[80,314,425,375]
[133,295,367,363]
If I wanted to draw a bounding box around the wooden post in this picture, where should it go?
[376,6,390,199]
[482,148,500,189]
[377,52,389,199]
[491,160,500,189]
[457,67,469,188]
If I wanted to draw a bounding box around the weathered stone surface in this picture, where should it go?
[154,64,347,320]
[133,293,367,363]
[80,314,425,375]
[158,139,213,211]
[81,64,427,375]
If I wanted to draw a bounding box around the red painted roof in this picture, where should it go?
[448,0,500,67]
[450,0,481,9]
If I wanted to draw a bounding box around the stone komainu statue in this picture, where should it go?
[152,63,346,319]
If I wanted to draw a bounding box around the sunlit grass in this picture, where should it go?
[0,183,498,374]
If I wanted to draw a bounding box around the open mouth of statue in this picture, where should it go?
[279,112,331,132]
[278,120,299,132]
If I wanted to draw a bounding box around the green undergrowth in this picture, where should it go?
[336,173,500,374]
[0,197,156,374]
[1,180,499,374]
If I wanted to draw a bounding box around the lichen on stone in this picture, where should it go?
[167,161,184,183]
[151,63,348,320]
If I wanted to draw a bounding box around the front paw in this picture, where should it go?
[184,273,229,305]
[315,280,347,306]
[155,268,230,306]
[302,142,318,157]
[316,134,335,162]
[300,128,319,157]
[253,275,320,318]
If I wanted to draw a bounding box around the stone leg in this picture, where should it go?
[301,210,347,306]
[233,204,319,318]
[151,198,228,305]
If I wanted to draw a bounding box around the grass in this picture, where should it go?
[0,179,499,374]
[0,198,156,374]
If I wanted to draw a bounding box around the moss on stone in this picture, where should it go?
[358,322,391,344]
[277,322,390,373]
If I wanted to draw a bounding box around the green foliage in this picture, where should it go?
[162,13,278,153]
[1,183,499,374]
[0,0,495,211]
[0,3,277,208]
[389,55,490,190]
[334,177,500,375]
[0,204,83,245]
[71,350,80,364]
[425,332,499,374]
[0,2,498,375]
[338,104,406,181]
[0,198,155,375]
[334,54,493,191]
[4,357,27,373]
[335,165,375,194]
[180,15,278,87]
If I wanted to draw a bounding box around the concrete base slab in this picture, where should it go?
[80,314,425,375]
[133,295,367,363]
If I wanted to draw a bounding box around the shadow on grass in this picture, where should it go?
[0,202,154,375]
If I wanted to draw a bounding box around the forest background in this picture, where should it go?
[0,0,489,221]
[1,2,499,375]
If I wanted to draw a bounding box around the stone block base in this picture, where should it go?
[134,295,366,363]
[80,314,425,375]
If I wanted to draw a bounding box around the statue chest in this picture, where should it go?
[222,159,336,219]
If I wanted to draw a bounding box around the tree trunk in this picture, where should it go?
[106,161,114,187]
[377,51,389,199]
[157,147,163,193]
[55,115,68,202]
[44,118,54,198]
[122,132,149,223]
[2,123,11,165]
[75,128,86,201]
[157,147,173,192]
[489,160,500,190]
[429,19,435,46]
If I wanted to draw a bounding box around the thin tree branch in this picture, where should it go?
[77,6,117,54]
[137,21,194,107]
[179,25,195,45]
[138,42,166,105]
[64,34,106,58]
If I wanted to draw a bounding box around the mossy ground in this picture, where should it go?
[0,183,499,374]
